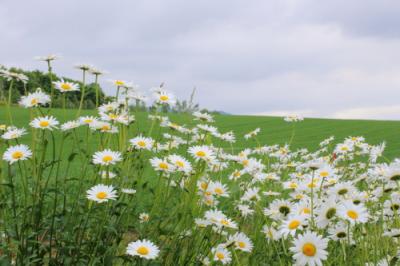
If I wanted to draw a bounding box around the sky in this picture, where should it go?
[1,0,400,120]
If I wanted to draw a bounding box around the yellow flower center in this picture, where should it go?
[96,192,107,199]
[289,182,297,189]
[347,210,358,220]
[302,243,316,257]
[109,114,118,120]
[214,188,223,195]
[84,119,93,124]
[288,220,301,230]
[115,80,125,86]
[102,155,113,163]
[101,125,110,131]
[176,161,184,168]
[238,241,246,248]
[302,208,311,214]
[200,182,208,190]
[12,151,23,159]
[160,95,169,101]
[31,98,38,105]
[159,162,169,170]
[220,219,229,226]
[61,83,71,90]
[319,171,329,177]
[196,151,206,157]
[39,121,49,127]
[216,252,225,260]
[242,159,249,166]
[137,141,146,147]
[137,246,149,255]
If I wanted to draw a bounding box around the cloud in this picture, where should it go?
[0,0,400,119]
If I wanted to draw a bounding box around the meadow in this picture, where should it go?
[1,62,400,266]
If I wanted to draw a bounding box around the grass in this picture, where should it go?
[2,106,400,159]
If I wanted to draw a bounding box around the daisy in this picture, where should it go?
[280,215,305,237]
[244,128,260,139]
[208,181,229,197]
[168,154,192,173]
[154,90,175,105]
[92,150,122,166]
[150,157,172,173]
[61,120,81,131]
[338,201,369,224]
[130,135,154,150]
[126,239,159,259]
[79,116,98,126]
[290,231,328,266]
[30,116,59,130]
[1,127,27,140]
[228,232,253,252]
[315,198,339,228]
[193,111,214,123]
[86,184,117,203]
[19,88,50,108]
[3,144,32,164]
[212,246,232,265]
[188,145,215,161]
[53,79,80,93]
[139,213,150,223]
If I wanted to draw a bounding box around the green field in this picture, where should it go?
[2,106,400,159]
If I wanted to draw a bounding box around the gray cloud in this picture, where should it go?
[1,0,400,119]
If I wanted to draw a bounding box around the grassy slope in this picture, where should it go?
[1,106,400,159]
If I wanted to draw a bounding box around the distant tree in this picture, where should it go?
[0,67,107,109]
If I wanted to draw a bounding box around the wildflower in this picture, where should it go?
[126,240,160,259]
[54,79,80,93]
[228,232,253,252]
[86,184,117,203]
[188,145,215,161]
[92,150,122,166]
[1,127,27,140]
[150,157,172,172]
[153,90,175,105]
[139,213,150,223]
[338,201,369,224]
[212,246,232,265]
[30,116,59,130]
[130,135,154,150]
[61,120,81,131]
[290,231,328,266]
[3,144,32,164]
[19,88,50,108]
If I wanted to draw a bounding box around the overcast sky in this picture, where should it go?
[1,0,400,120]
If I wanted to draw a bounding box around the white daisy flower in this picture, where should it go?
[61,120,81,131]
[228,232,253,252]
[212,246,231,265]
[30,116,59,130]
[130,135,154,150]
[126,239,160,260]
[86,184,117,203]
[1,127,27,140]
[19,88,50,108]
[3,144,32,164]
[92,150,122,166]
[188,145,215,161]
[53,79,80,93]
[290,231,328,266]
[338,201,369,224]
